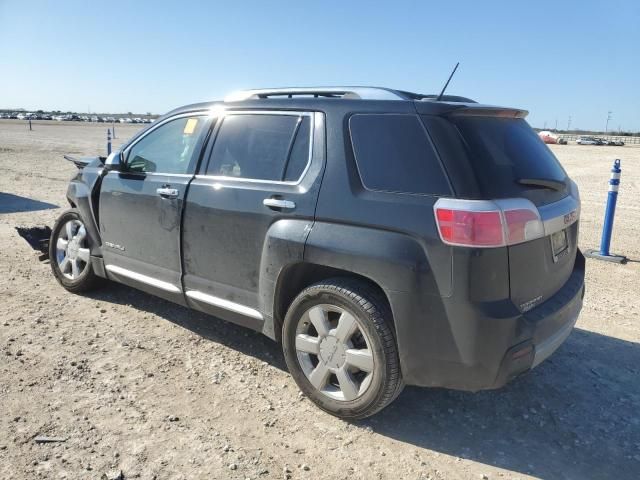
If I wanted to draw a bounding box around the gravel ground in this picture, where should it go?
[1,119,639,480]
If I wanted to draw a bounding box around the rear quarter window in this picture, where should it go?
[349,114,451,196]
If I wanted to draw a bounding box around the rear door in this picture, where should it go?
[181,110,324,327]
[99,113,211,304]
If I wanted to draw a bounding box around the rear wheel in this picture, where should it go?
[49,209,103,293]
[282,278,403,419]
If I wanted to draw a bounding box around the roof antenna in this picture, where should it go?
[436,62,459,101]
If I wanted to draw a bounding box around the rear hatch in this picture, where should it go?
[421,108,580,312]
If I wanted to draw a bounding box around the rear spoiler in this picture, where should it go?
[448,106,529,119]
[415,101,528,118]
[64,155,104,169]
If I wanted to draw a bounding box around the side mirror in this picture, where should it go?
[104,150,123,171]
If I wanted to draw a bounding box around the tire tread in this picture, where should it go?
[49,209,104,293]
[283,277,404,419]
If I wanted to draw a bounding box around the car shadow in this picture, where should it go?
[361,328,640,479]
[86,283,287,370]
[86,283,639,479]
[0,192,58,214]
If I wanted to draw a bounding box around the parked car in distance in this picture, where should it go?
[576,136,600,145]
[50,86,585,419]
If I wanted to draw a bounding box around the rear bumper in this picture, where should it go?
[395,250,585,389]
[532,310,577,368]
[491,261,584,389]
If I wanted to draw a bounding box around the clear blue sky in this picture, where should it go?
[1,0,638,131]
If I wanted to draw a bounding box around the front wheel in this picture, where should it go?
[49,209,103,293]
[282,278,403,420]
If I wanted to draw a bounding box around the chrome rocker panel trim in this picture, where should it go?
[104,264,182,293]
[185,290,263,320]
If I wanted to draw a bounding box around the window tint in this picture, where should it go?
[349,114,451,195]
[207,114,310,181]
[420,115,481,198]
[126,116,207,174]
[284,116,311,181]
[449,116,568,205]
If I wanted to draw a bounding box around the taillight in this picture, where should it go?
[435,208,504,246]
[503,208,543,244]
[434,198,544,248]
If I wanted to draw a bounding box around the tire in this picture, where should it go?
[49,209,103,293]
[282,278,403,420]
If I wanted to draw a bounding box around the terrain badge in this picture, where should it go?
[104,241,125,252]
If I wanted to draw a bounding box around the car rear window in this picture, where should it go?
[349,114,451,196]
[448,116,568,202]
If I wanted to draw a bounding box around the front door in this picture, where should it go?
[99,113,211,303]
[181,111,324,326]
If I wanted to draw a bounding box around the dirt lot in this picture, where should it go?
[1,119,639,480]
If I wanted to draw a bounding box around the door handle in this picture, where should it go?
[156,187,179,199]
[263,198,296,210]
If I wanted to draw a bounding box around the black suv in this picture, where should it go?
[50,87,584,419]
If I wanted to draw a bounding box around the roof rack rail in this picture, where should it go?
[224,87,410,102]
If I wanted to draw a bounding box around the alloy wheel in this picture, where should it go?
[295,304,375,401]
[55,219,90,280]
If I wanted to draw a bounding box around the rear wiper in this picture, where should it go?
[517,178,566,192]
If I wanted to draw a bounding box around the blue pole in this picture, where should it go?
[584,158,627,263]
[107,128,112,155]
[599,159,621,256]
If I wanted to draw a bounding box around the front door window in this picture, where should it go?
[126,115,208,174]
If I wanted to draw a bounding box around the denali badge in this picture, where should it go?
[520,295,543,312]
[104,241,125,251]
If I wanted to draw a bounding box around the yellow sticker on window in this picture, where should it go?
[183,118,198,135]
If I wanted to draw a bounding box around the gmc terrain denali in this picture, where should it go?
[50,87,585,419]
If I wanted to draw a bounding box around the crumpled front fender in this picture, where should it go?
[65,160,104,256]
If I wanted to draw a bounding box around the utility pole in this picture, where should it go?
[605,111,612,133]
[567,115,572,131]
[555,118,558,131]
